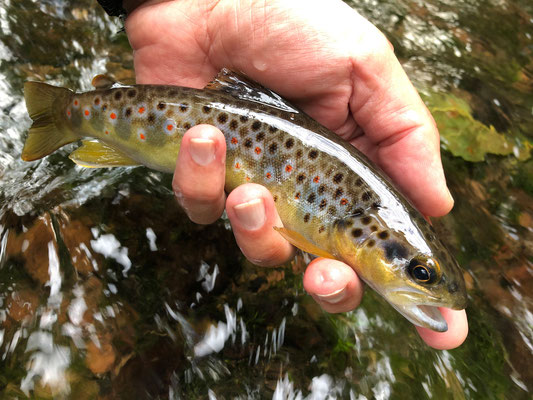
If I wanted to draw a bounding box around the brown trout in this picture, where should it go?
[22,69,466,331]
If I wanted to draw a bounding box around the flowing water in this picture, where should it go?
[0,0,532,398]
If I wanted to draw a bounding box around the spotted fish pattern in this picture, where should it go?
[22,69,467,331]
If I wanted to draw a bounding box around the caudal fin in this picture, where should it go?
[22,82,77,161]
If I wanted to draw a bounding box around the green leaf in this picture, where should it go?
[424,92,532,162]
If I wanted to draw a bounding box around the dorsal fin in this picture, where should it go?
[205,68,300,113]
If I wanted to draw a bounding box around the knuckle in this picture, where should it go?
[175,184,222,205]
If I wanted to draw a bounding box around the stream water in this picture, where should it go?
[0,0,531,398]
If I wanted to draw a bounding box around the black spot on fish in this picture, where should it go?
[285,138,294,149]
[229,120,239,130]
[240,115,249,123]
[334,188,344,199]
[353,208,364,216]
[273,195,278,202]
[179,103,189,112]
[307,193,316,204]
[367,240,375,247]
[244,138,253,148]
[309,150,318,159]
[296,149,303,158]
[328,206,337,216]
[297,173,306,183]
[384,242,408,261]
[370,225,378,232]
[202,105,211,114]
[157,102,166,111]
[355,178,363,186]
[362,192,372,202]
[378,231,389,240]
[125,107,132,117]
[127,89,137,98]
[318,185,326,194]
[269,125,278,133]
[94,97,100,105]
[217,113,228,124]
[304,213,310,223]
[268,143,278,154]
[252,121,261,131]
[183,122,191,130]
[352,228,363,238]
[256,131,265,141]
[102,104,108,111]
[114,91,123,101]
[361,216,371,225]
[333,173,344,183]
[318,226,326,233]
[372,202,381,209]
[319,199,327,210]
[147,113,156,123]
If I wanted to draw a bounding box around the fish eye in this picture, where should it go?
[408,259,437,284]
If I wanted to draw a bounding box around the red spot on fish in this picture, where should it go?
[74,100,79,106]
[340,198,348,205]
[295,192,300,200]
[66,110,71,117]
[105,130,109,135]
[140,133,146,140]
[285,165,293,172]
[84,109,90,116]
[235,162,241,169]
[231,137,238,144]
[246,176,251,181]
[167,124,173,131]
[110,112,117,120]
[255,147,262,154]
[266,172,272,179]
[313,176,320,183]
[138,107,145,114]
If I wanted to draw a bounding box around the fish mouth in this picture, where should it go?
[391,303,448,332]
[385,289,453,332]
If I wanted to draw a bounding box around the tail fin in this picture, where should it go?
[22,82,77,161]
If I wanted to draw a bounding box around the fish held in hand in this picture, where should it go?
[21,69,467,331]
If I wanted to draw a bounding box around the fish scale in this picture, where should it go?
[21,68,467,331]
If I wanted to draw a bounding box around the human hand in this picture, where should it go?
[124,0,468,349]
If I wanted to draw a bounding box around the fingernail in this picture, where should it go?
[233,198,266,231]
[189,138,215,166]
[315,285,348,304]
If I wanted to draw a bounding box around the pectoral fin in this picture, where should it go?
[69,140,140,168]
[273,227,336,259]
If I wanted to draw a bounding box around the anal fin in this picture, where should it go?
[69,140,140,168]
[273,227,336,259]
